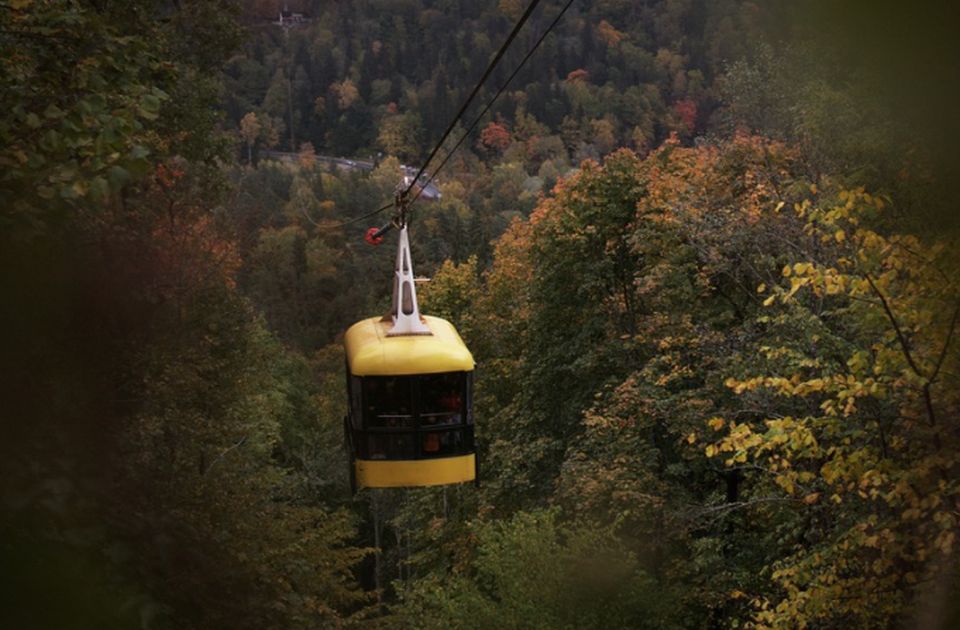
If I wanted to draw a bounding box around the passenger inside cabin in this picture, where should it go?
[420,373,462,425]
[421,373,463,455]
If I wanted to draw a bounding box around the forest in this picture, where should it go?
[2,0,959,628]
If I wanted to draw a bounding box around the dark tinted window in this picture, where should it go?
[419,372,464,427]
[420,426,472,459]
[363,376,414,428]
[350,376,363,429]
[366,432,415,460]
[353,372,474,460]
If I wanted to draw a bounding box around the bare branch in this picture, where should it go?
[203,436,248,476]
[891,240,954,288]
[865,273,923,378]
[685,496,801,520]
[930,298,960,384]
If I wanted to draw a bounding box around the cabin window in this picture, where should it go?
[350,376,363,429]
[421,429,467,458]
[363,376,414,428]
[366,432,415,460]
[419,372,463,426]
[353,372,474,460]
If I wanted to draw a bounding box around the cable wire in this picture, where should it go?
[403,0,544,196]
[324,202,393,229]
[410,0,576,206]
[349,0,571,233]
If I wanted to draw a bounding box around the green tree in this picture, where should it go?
[1,3,370,627]
[377,111,423,162]
[395,510,681,629]
[240,111,261,164]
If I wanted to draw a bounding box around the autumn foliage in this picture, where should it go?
[479,121,512,153]
[408,135,960,628]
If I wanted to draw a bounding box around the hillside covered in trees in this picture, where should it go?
[3,1,959,628]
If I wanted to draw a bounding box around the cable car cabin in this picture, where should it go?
[343,315,476,490]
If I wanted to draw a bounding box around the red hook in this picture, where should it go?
[365,226,385,246]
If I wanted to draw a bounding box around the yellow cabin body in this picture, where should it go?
[344,316,476,490]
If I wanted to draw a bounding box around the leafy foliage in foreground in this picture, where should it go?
[708,190,960,627]
[1,2,370,628]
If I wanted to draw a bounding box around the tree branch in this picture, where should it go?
[865,273,923,378]
[930,298,960,384]
[687,496,801,519]
[203,436,248,476]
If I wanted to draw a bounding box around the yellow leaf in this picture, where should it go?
[686,432,697,444]
[809,183,818,194]
[763,295,776,307]
[705,445,716,458]
[756,283,766,293]
[786,277,805,298]
[936,531,955,553]
[835,229,845,243]
[708,417,725,431]
[803,493,820,505]
[782,265,791,277]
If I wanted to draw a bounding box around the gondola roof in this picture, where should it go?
[344,315,475,376]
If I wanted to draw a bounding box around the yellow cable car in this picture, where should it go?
[343,219,477,490]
